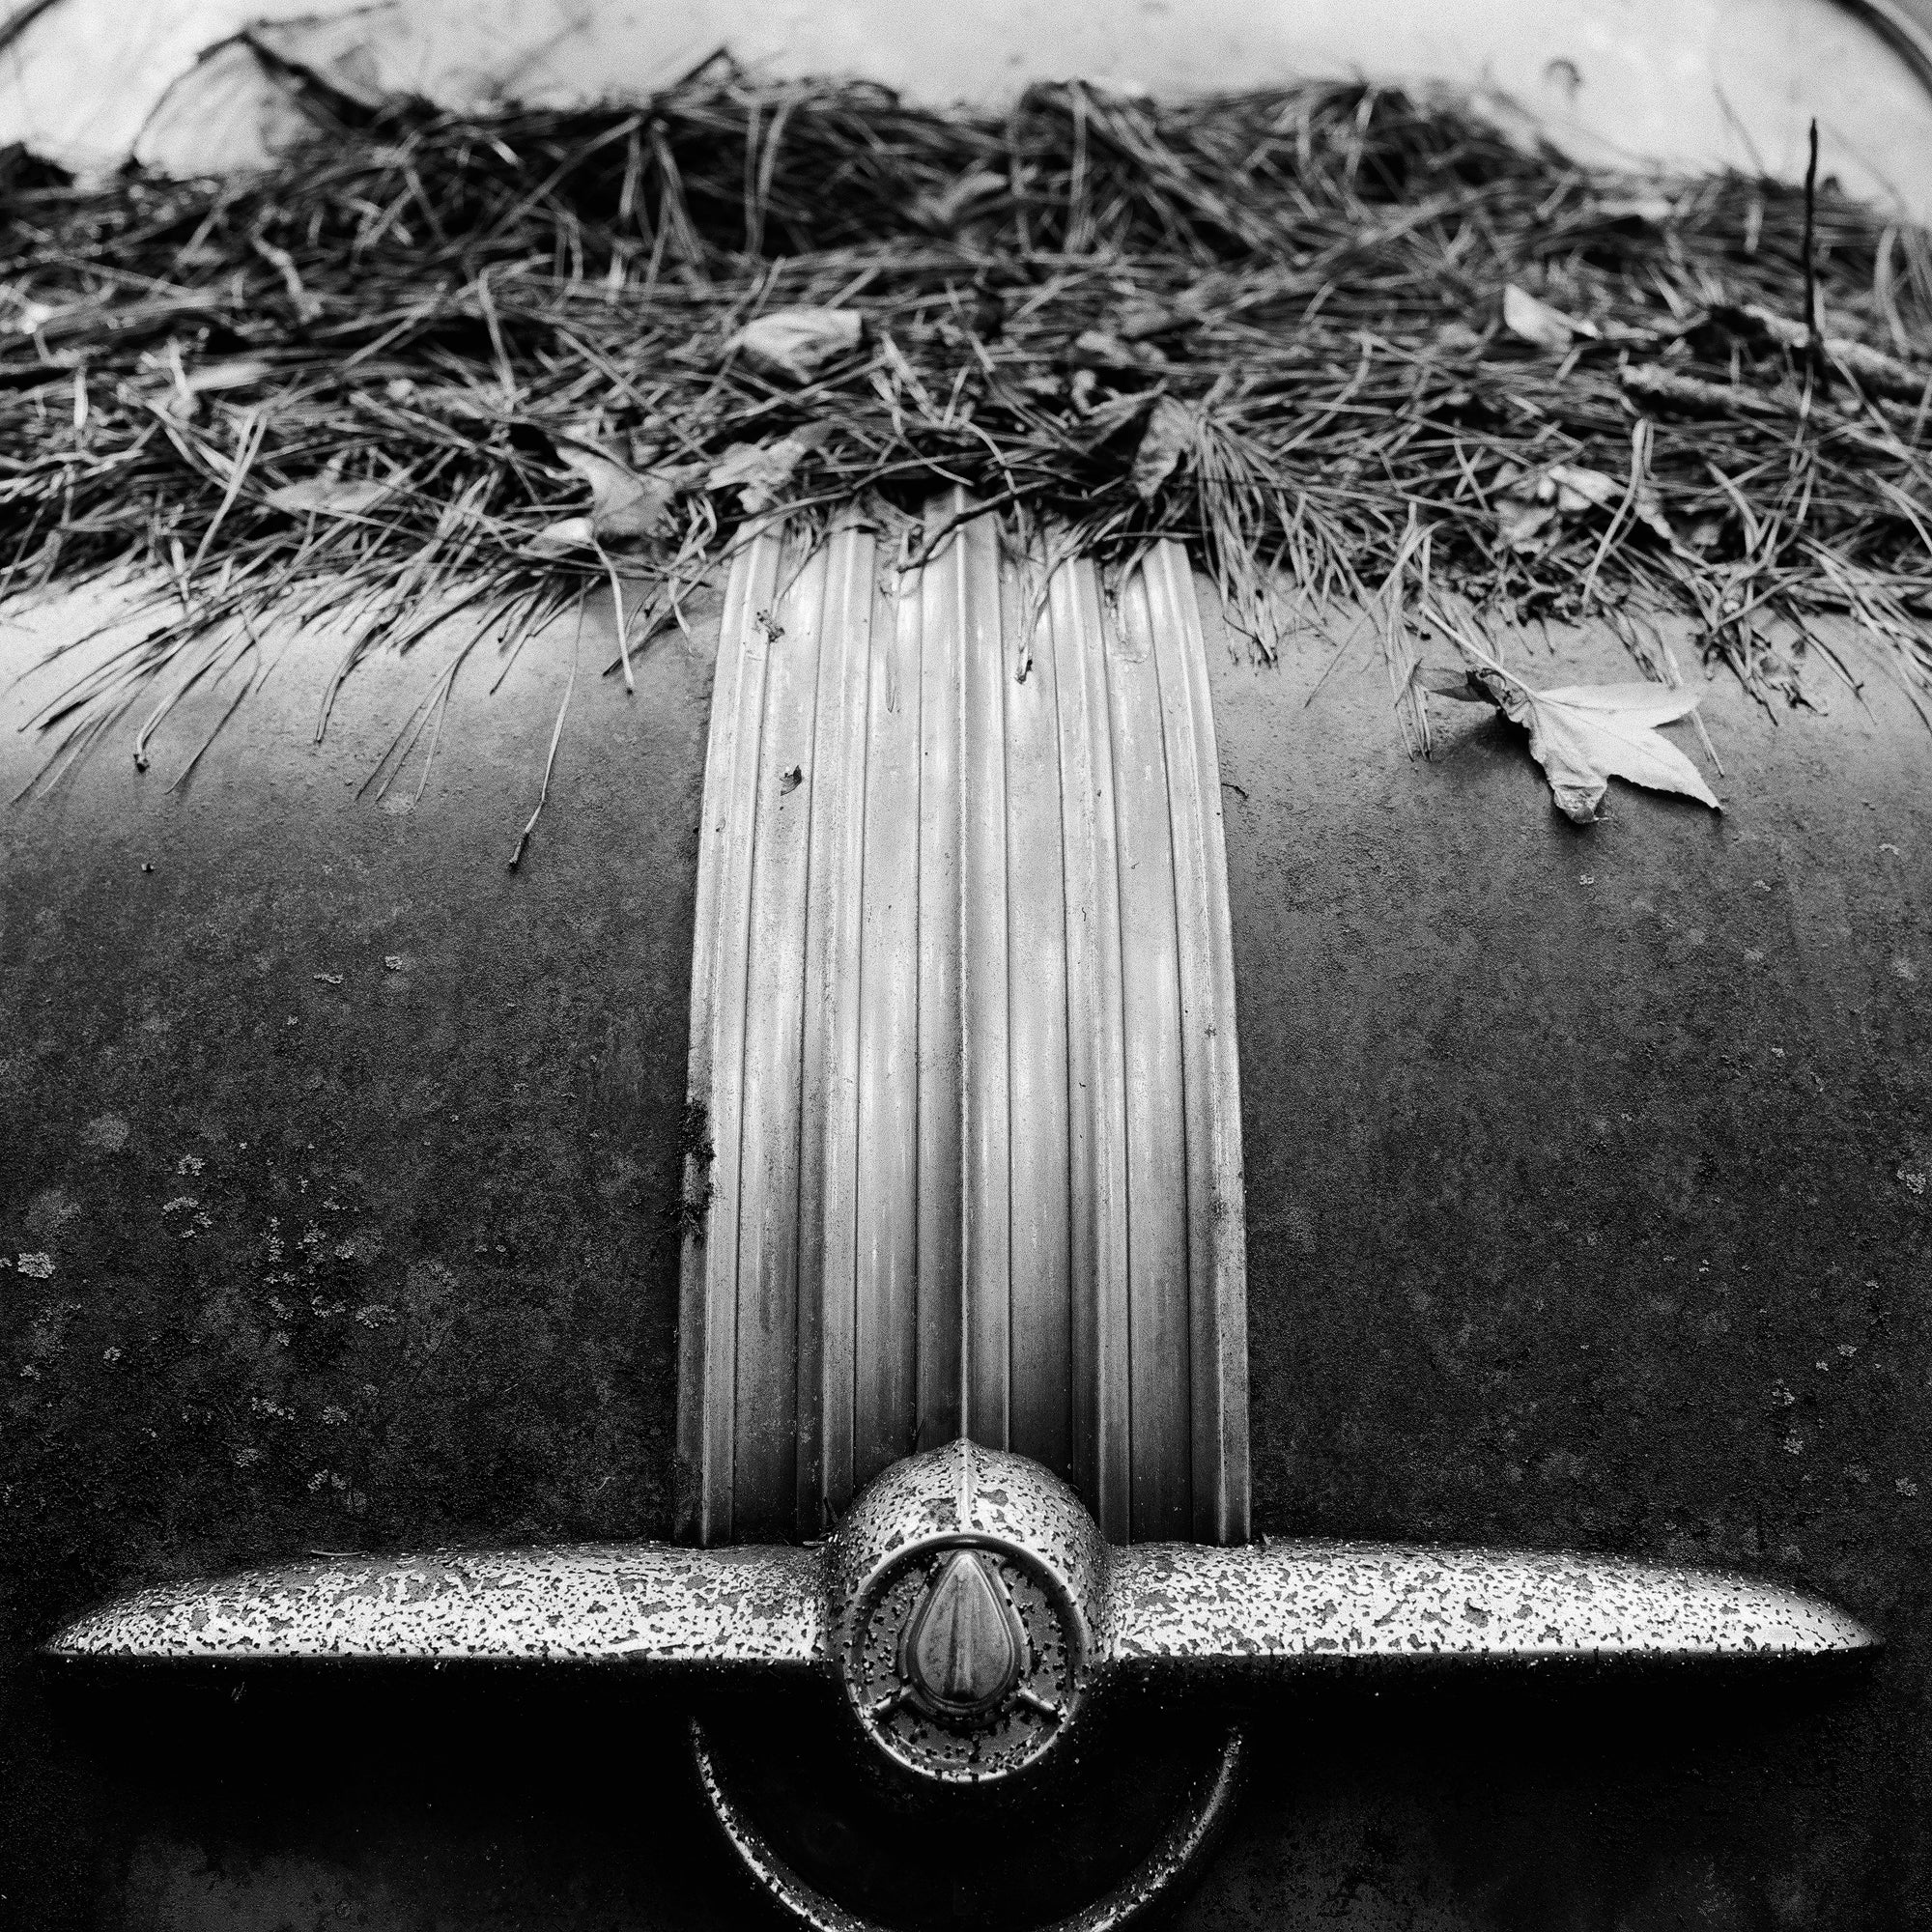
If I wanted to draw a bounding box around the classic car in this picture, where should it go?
[4,2,1932,1927]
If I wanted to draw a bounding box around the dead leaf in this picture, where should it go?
[1130,396,1198,499]
[726,307,863,384]
[1461,664,1720,822]
[1828,336,1928,401]
[1732,304,1926,395]
[1503,284,1593,353]
[1544,463,1620,513]
[1112,298,1192,343]
[1595,194,1677,226]
[907,169,1007,235]
[529,514,596,554]
[556,440,677,542]
[1068,328,1168,373]
[266,474,394,516]
[1498,461,1673,548]
[706,424,829,513]
[184,358,275,395]
[1628,482,1675,545]
[1498,500,1557,553]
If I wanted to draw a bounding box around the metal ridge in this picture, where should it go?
[676,500,1249,1545]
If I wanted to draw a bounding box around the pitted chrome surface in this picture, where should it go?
[46,1544,830,1664]
[1107,1540,1876,1667]
[853,1548,1075,1779]
[828,1441,1111,1782]
[828,1441,1111,1644]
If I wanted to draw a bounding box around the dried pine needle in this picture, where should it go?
[2,66,1931,791]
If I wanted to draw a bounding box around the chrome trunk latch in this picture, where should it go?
[48,1437,1873,1929]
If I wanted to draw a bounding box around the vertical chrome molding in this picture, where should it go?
[680,507,1247,1545]
[1048,559,1133,1543]
[733,534,828,1536]
[1109,569,1194,1540]
[1144,544,1250,1544]
[957,502,1012,1450]
[1006,554,1074,1478]
[795,521,875,1533]
[678,529,783,1544]
[854,541,923,1487]
[914,515,965,1449]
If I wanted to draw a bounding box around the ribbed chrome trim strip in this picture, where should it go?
[733,535,823,1533]
[1144,545,1250,1545]
[955,500,1013,1452]
[679,528,782,1545]
[678,506,1247,1544]
[1110,563,1193,1539]
[914,512,964,1447]
[796,520,875,1531]
[854,536,922,1483]
[1049,557,1132,1542]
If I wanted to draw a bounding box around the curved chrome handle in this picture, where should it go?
[691,1715,1245,1932]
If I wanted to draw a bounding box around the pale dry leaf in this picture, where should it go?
[1503,283,1593,353]
[1595,194,1677,225]
[1497,500,1556,553]
[530,514,596,554]
[1499,461,1673,549]
[907,169,1007,235]
[706,423,829,513]
[557,440,678,542]
[184,358,275,395]
[1544,463,1621,513]
[726,306,863,384]
[1469,667,1721,822]
[266,474,394,516]
[1069,328,1169,373]
[1130,396,1198,500]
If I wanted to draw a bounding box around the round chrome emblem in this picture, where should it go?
[847,1539,1079,1782]
[826,1442,1109,1786]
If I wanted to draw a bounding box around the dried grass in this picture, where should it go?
[4,61,1932,789]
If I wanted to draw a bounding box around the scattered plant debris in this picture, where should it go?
[3,64,1932,791]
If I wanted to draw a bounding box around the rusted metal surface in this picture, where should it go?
[691,1714,1245,1932]
[677,503,1249,1545]
[1107,1540,1876,1667]
[43,1544,829,1664]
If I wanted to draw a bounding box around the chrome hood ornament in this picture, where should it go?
[44,517,1878,1930]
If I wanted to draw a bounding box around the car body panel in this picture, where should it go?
[1,576,1924,1925]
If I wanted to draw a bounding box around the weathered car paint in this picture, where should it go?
[2,577,1925,1925]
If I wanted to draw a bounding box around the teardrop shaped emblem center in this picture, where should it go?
[903,1550,1028,1718]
